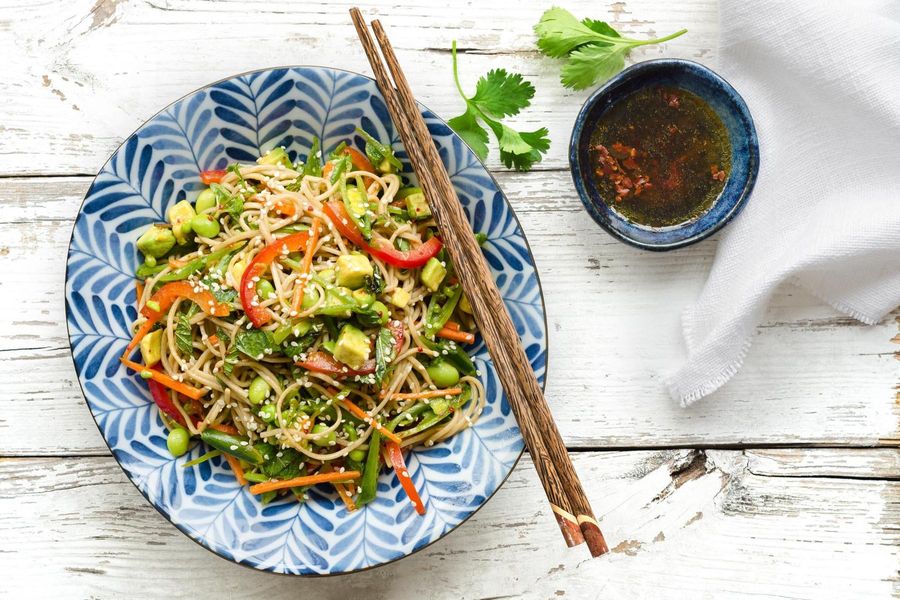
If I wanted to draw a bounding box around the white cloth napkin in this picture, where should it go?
[666,0,900,406]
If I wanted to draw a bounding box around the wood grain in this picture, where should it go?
[1,175,896,455]
[2,0,898,595]
[2,449,897,599]
[0,0,717,176]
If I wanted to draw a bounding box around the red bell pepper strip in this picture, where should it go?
[125,281,231,354]
[323,201,442,269]
[385,440,426,516]
[200,169,227,185]
[146,368,188,427]
[122,357,206,401]
[296,321,404,378]
[239,232,310,327]
[341,147,375,173]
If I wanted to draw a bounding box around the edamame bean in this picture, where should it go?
[348,448,366,462]
[258,403,277,423]
[144,255,157,267]
[256,279,276,300]
[248,376,270,405]
[190,213,220,238]
[195,188,217,213]
[426,359,460,388]
[167,428,190,457]
[311,423,336,447]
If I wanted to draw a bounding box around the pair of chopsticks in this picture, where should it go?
[349,9,609,558]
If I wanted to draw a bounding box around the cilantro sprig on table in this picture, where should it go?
[535,7,687,90]
[448,41,550,172]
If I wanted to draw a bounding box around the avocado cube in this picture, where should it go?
[459,293,473,314]
[167,200,196,244]
[333,324,371,370]
[258,147,292,168]
[352,289,375,307]
[136,225,176,259]
[390,287,411,308]
[404,191,431,221]
[377,157,397,174]
[139,329,164,366]
[420,257,446,292]
[317,268,336,284]
[335,253,373,289]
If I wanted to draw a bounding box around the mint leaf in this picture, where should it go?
[235,329,277,360]
[175,314,193,355]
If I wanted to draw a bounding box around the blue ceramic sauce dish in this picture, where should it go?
[569,59,759,251]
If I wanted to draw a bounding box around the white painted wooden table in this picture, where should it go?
[1,1,898,597]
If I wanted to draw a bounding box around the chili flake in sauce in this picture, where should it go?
[589,85,731,227]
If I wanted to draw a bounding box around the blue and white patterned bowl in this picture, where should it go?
[570,59,759,251]
[65,67,547,575]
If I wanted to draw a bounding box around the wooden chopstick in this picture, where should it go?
[349,8,609,557]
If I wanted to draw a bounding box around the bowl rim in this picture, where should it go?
[64,64,549,577]
[568,58,759,251]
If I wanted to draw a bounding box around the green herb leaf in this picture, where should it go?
[471,69,534,118]
[447,106,490,161]
[534,7,687,90]
[235,329,277,360]
[560,44,626,90]
[364,269,385,296]
[447,41,549,171]
[374,327,395,384]
[280,327,321,361]
[534,7,607,57]
[212,183,244,221]
[175,314,193,355]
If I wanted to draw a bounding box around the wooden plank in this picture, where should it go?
[745,448,900,480]
[0,175,897,455]
[0,0,718,176]
[1,449,896,598]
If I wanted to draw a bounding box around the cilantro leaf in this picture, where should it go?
[561,45,627,90]
[286,137,322,191]
[447,41,549,171]
[534,8,687,90]
[447,106,489,161]
[212,183,243,221]
[471,69,534,118]
[534,7,607,57]
[582,18,621,38]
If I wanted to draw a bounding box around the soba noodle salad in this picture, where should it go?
[121,130,484,513]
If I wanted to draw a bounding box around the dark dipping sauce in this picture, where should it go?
[589,85,731,227]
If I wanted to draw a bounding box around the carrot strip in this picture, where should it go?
[208,423,238,435]
[208,334,219,347]
[223,454,247,486]
[338,398,402,445]
[333,481,357,511]
[291,218,321,312]
[119,357,207,400]
[126,319,157,354]
[248,470,360,495]
[384,441,426,515]
[135,281,144,306]
[322,162,334,180]
[443,321,461,331]
[273,197,296,217]
[436,327,476,344]
[385,388,463,401]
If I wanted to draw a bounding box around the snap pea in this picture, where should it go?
[181,449,221,468]
[388,402,433,431]
[398,410,451,439]
[242,471,270,483]
[200,429,264,465]
[272,318,313,345]
[158,243,244,283]
[425,284,462,338]
[355,430,381,507]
